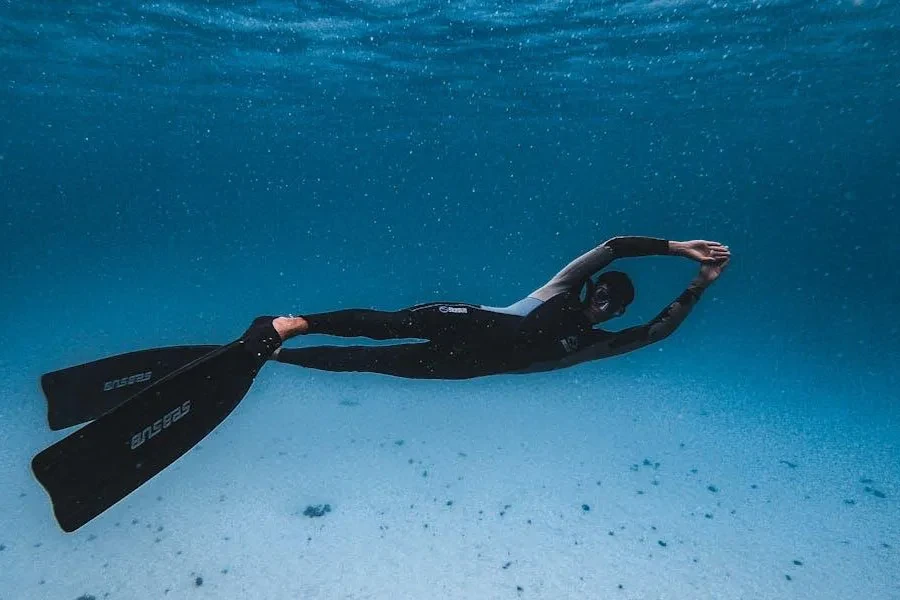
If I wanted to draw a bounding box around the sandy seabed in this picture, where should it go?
[1,356,897,600]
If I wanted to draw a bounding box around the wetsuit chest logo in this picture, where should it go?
[560,335,580,353]
[439,305,468,314]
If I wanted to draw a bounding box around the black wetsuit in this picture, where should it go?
[275,236,705,379]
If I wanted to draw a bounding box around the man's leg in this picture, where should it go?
[273,311,410,340]
[274,303,522,344]
[274,342,488,379]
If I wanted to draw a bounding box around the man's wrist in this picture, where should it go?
[668,240,684,256]
[690,276,710,290]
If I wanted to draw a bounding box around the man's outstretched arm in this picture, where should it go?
[513,258,730,374]
[604,279,706,355]
[530,236,670,301]
[600,258,729,356]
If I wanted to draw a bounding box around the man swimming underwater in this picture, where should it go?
[268,236,730,378]
[32,235,730,532]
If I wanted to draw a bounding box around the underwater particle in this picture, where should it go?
[618,584,624,589]
[422,470,428,478]
[194,576,203,587]
[394,440,404,446]
[516,585,524,593]
[704,513,713,519]
[581,504,590,512]
[779,460,797,469]
[446,500,453,506]
[502,561,512,569]
[658,540,667,547]
[870,489,887,499]
[751,484,758,489]
[843,498,856,505]
[859,477,874,484]
[221,568,229,574]
[793,560,803,566]
[303,504,332,518]
[0,544,5,551]
[707,485,719,493]
[642,458,652,466]
[785,574,792,581]
[75,595,96,600]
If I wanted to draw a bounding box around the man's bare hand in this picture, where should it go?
[698,258,730,284]
[672,240,730,264]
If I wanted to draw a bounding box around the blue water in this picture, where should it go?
[1,1,898,598]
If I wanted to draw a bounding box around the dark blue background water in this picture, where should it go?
[1,5,899,599]
[2,0,898,403]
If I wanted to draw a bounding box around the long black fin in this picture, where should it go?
[42,345,219,430]
[31,318,280,532]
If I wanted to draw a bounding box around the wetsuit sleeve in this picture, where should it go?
[513,281,705,374]
[529,236,669,302]
[602,282,704,355]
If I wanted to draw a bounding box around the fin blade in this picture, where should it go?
[42,345,219,430]
[32,340,263,532]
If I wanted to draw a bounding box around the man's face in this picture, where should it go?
[586,283,626,324]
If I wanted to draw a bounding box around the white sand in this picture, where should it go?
[0,354,897,600]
